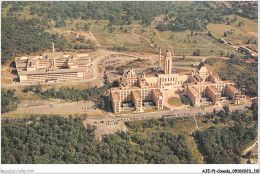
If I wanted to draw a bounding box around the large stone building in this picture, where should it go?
[15,46,92,83]
[108,49,245,113]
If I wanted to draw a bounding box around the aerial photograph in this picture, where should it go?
[1,1,258,171]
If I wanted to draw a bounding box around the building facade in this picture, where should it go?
[108,49,245,113]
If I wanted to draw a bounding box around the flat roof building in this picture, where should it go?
[15,51,92,83]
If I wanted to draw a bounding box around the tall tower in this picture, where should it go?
[164,49,173,74]
[158,48,161,68]
[52,42,55,53]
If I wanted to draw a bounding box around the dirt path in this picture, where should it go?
[151,21,173,52]
[131,26,156,51]
[240,139,258,164]
[242,139,258,156]
[193,115,200,130]
[151,21,228,55]
[89,21,101,47]
[198,36,227,55]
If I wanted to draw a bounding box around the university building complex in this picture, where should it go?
[109,49,245,113]
[15,44,92,83]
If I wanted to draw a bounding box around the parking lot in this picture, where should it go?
[11,101,101,115]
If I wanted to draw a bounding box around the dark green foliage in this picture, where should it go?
[193,49,201,56]
[1,88,19,113]
[41,86,106,102]
[231,102,258,123]
[34,84,42,94]
[198,62,205,69]
[2,2,257,64]
[115,59,148,75]
[3,1,173,27]
[205,58,258,97]
[251,101,258,121]
[1,17,70,64]
[194,104,258,164]
[194,124,257,164]
[40,81,111,110]
[2,116,197,164]
[2,116,98,164]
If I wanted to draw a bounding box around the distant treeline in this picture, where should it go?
[1,17,70,64]
[1,1,257,64]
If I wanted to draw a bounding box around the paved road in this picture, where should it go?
[86,99,252,124]
[240,140,258,164]
[243,141,258,156]
[1,50,142,87]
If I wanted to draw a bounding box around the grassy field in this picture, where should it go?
[167,97,183,107]
[92,20,151,49]
[207,18,258,51]
[42,16,257,56]
[227,15,258,33]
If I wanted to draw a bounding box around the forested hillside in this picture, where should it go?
[2,115,198,164]
[1,1,257,64]
[2,102,258,164]
[194,124,256,163]
[205,58,258,97]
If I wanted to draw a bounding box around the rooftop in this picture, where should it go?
[132,91,141,100]
[18,67,87,75]
[145,74,157,78]
[111,92,120,101]
[152,89,162,98]
[186,80,234,86]
[43,52,64,58]
[188,87,199,96]
[207,86,220,94]
[227,85,239,93]
[110,85,159,91]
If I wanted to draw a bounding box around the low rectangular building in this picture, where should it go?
[15,52,92,83]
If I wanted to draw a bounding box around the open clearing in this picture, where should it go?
[226,15,258,33]
[207,23,258,51]
[4,101,102,116]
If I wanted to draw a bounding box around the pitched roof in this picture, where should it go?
[227,85,239,93]
[188,87,199,96]
[152,89,162,98]
[111,92,120,101]
[132,91,141,100]
[207,86,219,94]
